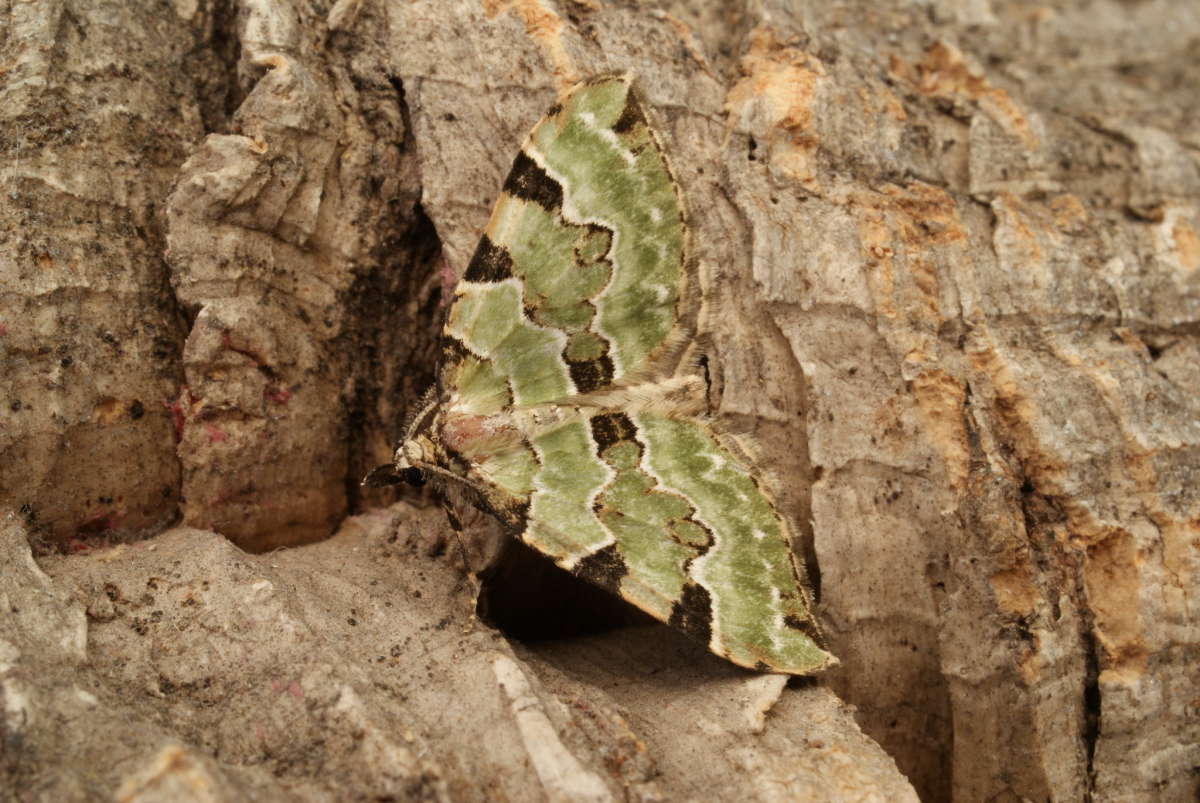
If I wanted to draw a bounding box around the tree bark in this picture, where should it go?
[1,1,1196,801]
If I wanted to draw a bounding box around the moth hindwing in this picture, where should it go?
[378,74,836,675]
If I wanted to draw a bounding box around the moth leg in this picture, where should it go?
[436,488,482,604]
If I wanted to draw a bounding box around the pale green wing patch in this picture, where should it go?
[524,417,613,561]
[527,78,686,379]
[441,75,687,416]
[446,280,572,409]
[474,441,539,499]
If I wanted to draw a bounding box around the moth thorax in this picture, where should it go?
[398,437,431,468]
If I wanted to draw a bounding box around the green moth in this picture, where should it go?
[369,74,835,675]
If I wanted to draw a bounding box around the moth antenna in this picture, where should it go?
[400,385,440,441]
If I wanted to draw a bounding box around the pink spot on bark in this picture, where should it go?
[163,388,192,440]
[72,511,125,552]
[78,511,120,534]
[288,680,303,700]
[264,386,292,405]
[204,424,227,443]
[0,321,7,336]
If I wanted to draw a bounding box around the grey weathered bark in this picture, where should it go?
[1,1,1197,801]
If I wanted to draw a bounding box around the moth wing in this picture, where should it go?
[441,74,692,415]
[514,408,834,675]
[633,413,835,674]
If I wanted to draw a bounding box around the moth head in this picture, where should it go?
[361,436,433,488]
[361,460,424,488]
[398,465,426,487]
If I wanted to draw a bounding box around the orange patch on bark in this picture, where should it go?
[482,0,577,85]
[1171,217,1200,273]
[910,368,969,492]
[1047,194,1088,232]
[848,183,966,326]
[726,27,825,186]
[991,566,1040,624]
[992,193,1045,265]
[1086,530,1149,677]
[92,397,126,425]
[908,41,1039,151]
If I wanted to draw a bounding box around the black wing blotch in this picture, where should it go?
[503,151,564,213]
[464,235,514,283]
[612,95,648,135]
[567,354,615,394]
[668,581,714,648]
[573,543,629,591]
[589,411,637,453]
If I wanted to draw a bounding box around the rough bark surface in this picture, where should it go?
[1,1,1197,802]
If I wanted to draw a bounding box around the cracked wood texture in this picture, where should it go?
[0,1,1196,802]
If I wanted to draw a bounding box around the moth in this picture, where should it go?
[368,74,835,675]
